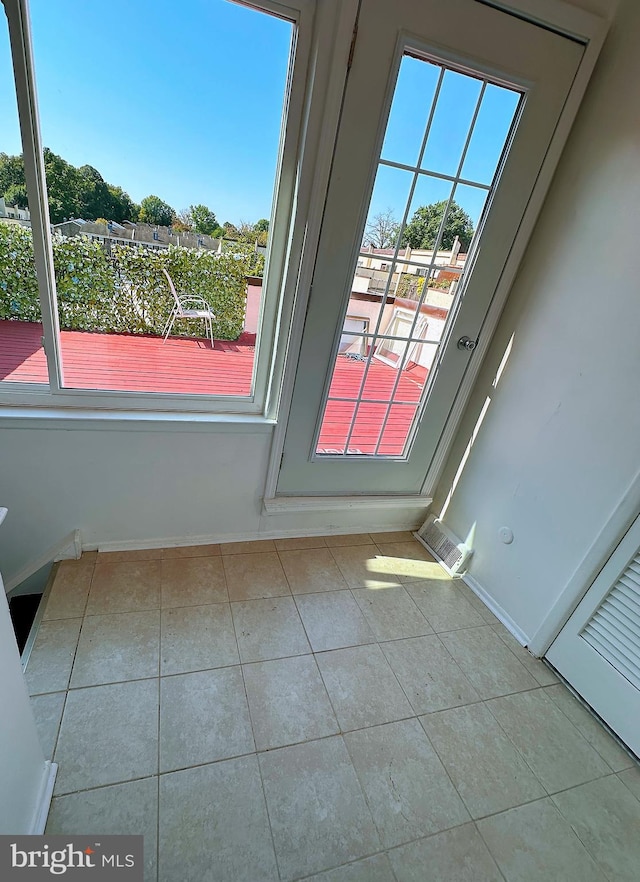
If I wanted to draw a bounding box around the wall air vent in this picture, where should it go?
[416,515,473,577]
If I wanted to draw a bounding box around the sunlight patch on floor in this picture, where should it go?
[366,555,450,582]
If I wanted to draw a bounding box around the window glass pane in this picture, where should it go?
[453,182,489,232]
[420,69,483,177]
[27,0,292,396]
[403,175,457,263]
[316,52,521,458]
[0,12,45,385]
[381,55,439,168]
[462,84,520,184]
[376,403,420,456]
[362,163,413,253]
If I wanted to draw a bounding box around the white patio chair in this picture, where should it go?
[161,267,216,346]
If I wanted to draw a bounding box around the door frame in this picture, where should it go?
[529,468,640,657]
[545,505,640,752]
[263,0,610,513]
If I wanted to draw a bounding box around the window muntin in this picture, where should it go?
[315,53,521,458]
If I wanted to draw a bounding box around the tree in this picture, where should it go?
[174,208,193,231]
[222,221,239,239]
[138,195,175,227]
[77,164,113,221]
[254,218,269,233]
[402,200,474,251]
[190,204,219,236]
[42,148,82,222]
[107,185,139,223]
[231,220,267,245]
[236,220,257,240]
[0,153,26,201]
[0,149,140,224]
[3,182,28,208]
[365,208,400,248]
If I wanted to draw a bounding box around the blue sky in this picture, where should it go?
[372,56,520,234]
[1,4,519,230]
[1,0,292,224]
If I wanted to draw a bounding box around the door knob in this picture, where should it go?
[457,336,477,351]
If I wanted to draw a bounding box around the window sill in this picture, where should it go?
[0,404,277,433]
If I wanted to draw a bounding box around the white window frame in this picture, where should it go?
[0,0,333,418]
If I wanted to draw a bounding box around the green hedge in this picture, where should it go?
[0,224,261,340]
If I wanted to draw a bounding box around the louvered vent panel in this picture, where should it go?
[421,520,463,570]
[581,552,640,691]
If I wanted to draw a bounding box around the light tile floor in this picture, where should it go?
[26,533,640,882]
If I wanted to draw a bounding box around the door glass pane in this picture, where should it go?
[420,69,483,178]
[0,11,45,385]
[315,52,521,457]
[381,56,439,168]
[462,84,520,184]
[27,0,292,396]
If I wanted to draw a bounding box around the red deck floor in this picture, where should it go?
[0,320,426,454]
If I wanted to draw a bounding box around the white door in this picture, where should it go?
[547,513,640,755]
[277,0,584,496]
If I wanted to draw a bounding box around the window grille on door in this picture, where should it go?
[314,53,521,458]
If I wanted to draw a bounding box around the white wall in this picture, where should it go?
[0,419,420,585]
[435,0,638,642]
[0,528,50,833]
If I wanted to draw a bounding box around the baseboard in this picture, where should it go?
[461,572,531,649]
[30,761,57,834]
[21,563,58,671]
[5,530,81,595]
[97,521,425,553]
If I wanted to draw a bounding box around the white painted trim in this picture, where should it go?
[480,0,613,38]
[4,0,63,391]
[57,530,81,562]
[30,762,57,834]
[414,524,531,645]
[528,467,640,657]
[462,571,531,646]
[422,8,609,498]
[0,387,263,415]
[96,520,427,553]
[5,529,80,594]
[0,408,276,433]
[263,0,360,494]
[243,0,316,414]
[20,561,58,670]
[263,495,432,514]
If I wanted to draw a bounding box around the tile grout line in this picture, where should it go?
[547,776,622,882]
[34,559,94,795]
[234,686,281,881]
[155,579,162,882]
[226,583,282,881]
[254,751,284,882]
[379,629,482,716]
[37,535,636,882]
[154,772,160,882]
[616,769,640,802]
[468,820,509,882]
[481,689,613,798]
[543,680,639,773]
